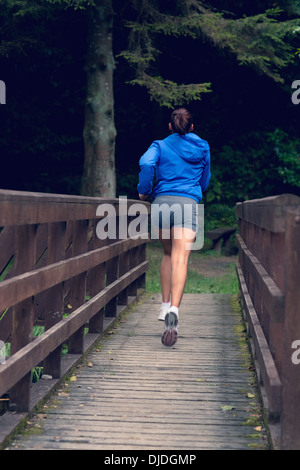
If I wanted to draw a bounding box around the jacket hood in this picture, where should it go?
[164,132,209,163]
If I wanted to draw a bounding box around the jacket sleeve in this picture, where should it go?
[200,145,211,193]
[137,142,160,195]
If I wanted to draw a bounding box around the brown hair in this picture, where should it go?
[170,108,193,135]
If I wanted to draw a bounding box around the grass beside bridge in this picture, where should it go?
[146,241,239,296]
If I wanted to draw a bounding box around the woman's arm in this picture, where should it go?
[137,142,160,197]
[200,146,211,193]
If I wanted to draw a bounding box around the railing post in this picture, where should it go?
[43,221,66,378]
[105,206,120,318]
[127,246,138,297]
[68,220,88,354]
[118,250,130,306]
[88,220,106,334]
[281,209,300,450]
[9,225,36,412]
[137,243,147,289]
[105,254,119,317]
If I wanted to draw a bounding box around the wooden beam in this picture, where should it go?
[0,236,149,311]
[236,262,282,419]
[0,189,150,226]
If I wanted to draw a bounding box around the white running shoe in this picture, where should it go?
[158,306,167,321]
[161,310,178,347]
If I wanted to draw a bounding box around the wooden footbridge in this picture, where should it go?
[0,190,299,450]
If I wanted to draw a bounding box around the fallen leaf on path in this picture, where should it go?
[221,405,235,411]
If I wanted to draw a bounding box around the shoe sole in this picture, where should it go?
[161,312,178,347]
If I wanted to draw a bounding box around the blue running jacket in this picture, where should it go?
[137,132,211,202]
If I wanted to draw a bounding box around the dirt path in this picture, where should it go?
[188,253,238,278]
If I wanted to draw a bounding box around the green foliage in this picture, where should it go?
[0,0,46,18]
[267,129,300,187]
[0,0,93,57]
[116,172,138,199]
[205,129,300,208]
[215,9,299,83]
[0,0,86,194]
[120,0,300,106]
[0,0,298,206]
[46,0,95,9]
[205,202,237,230]
[277,0,300,16]
[0,0,46,57]
[119,1,215,107]
[130,74,211,108]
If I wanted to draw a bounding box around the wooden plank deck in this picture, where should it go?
[7,293,269,450]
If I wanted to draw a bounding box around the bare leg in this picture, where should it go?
[159,227,195,308]
[170,227,196,307]
[158,229,172,303]
[160,227,195,347]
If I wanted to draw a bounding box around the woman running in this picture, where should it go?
[138,108,211,347]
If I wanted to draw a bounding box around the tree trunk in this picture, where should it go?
[81,0,116,197]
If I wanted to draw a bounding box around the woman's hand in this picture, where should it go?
[139,194,148,201]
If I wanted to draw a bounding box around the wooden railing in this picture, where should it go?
[236,194,300,450]
[0,190,149,443]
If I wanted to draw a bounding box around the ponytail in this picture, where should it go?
[170,108,193,135]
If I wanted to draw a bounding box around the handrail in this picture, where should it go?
[0,190,150,423]
[236,194,300,450]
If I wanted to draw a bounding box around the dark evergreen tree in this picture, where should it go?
[0,0,299,200]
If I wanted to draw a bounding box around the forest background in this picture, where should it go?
[0,0,299,230]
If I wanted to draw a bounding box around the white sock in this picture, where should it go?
[162,301,171,311]
[169,306,179,317]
